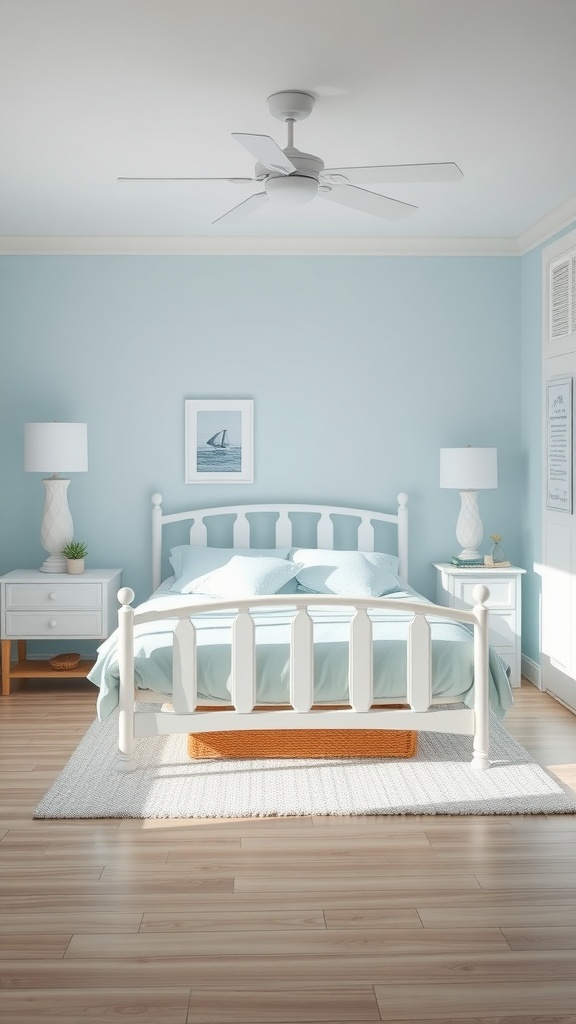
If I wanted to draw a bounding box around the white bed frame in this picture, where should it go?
[116,493,491,771]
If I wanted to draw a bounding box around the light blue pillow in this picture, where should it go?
[179,555,302,597]
[290,548,400,597]
[275,574,301,594]
[169,546,290,593]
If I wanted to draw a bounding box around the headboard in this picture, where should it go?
[151,493,409,592]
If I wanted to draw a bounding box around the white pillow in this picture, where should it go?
[291,548,400,597]
[179,555,302,597]
[169,546,290,593]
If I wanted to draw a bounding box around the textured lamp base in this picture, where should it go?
[39,478,74,573]
[40,554,68,573]
[455,490,483,561]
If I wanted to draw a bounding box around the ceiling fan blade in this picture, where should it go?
[212,191,269,225]
[321,184,416,220]
[232,133,297,175]
[117,176,254,183]
[322,162,463,185]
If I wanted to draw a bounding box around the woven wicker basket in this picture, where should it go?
[187,727,417,760]
[49,652,81,671]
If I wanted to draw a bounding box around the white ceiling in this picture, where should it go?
[2,0,576,250]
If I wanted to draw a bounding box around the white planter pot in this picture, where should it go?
[66,558,85,575]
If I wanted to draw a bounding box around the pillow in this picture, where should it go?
[180,555,302,597]
[169,545,290,593]
[275,574,301,595]
[290,548,400,598]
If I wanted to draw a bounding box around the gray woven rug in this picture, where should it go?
[34,708,576,818]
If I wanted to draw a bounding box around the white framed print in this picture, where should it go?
[185,399,254,483]
[546,376,573,513]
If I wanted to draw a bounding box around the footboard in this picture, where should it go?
[116,586,491,772]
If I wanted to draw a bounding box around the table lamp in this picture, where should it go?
[440,446,497,561]
[24,422,88,572]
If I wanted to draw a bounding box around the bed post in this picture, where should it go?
[151,492,163,593]
[471,584,490,770]
[397,492,409,583]
[117,587,137,772]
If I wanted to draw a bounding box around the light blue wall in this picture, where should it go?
[0,254,521,652]
[520,219,576,665]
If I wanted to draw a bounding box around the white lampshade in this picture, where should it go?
[440,447,497,491]
[24,422,88,474]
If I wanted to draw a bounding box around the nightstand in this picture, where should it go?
[433,563,526,688]
[0,568,122,696]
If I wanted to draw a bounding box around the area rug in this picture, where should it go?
[34,707,576,818]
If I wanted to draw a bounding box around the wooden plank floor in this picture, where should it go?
[0,679,575,1023]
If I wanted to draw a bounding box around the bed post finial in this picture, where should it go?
[152,493,163,509]
[396,493,409,584]
[118,587,135,607]
[472,584,489,607]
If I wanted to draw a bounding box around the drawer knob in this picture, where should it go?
[49,592,58,601]
[48,619,57,628]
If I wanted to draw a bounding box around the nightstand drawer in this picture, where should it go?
[456,579,515,609]
[4,583,102,611]
[5,611,102,637]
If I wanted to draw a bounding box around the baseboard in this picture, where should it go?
[521,654,542,689]
[545,690,576,715]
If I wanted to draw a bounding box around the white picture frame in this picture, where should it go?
[185,399,254,483]
[546,376,573,513]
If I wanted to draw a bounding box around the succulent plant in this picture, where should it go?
[62,540,88,560]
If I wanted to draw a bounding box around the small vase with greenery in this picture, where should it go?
[62,541,88,575]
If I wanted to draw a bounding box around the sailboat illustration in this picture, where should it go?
[206,429,230,449]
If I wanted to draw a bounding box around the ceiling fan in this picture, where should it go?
[118,91,463,225]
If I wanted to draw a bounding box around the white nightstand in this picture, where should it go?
[433,563,525,688]
[0,568,122,696]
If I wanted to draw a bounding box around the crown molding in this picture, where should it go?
[517,192,576,255]
[1,193,575,257]
[0,234,518,256]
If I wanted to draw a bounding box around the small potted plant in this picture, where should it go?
[62,540,88,575]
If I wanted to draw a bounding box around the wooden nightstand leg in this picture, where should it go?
[17,640,26,662]
[1,640,12,696]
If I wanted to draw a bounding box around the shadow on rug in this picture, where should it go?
[34,708,576,819]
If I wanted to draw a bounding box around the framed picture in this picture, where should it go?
[546,376,573,513]
[185,399,254,483]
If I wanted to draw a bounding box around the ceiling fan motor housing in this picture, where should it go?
[263,147,324,205]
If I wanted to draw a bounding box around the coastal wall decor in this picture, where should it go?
[546,376,572,513]
[184,399,254,483]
